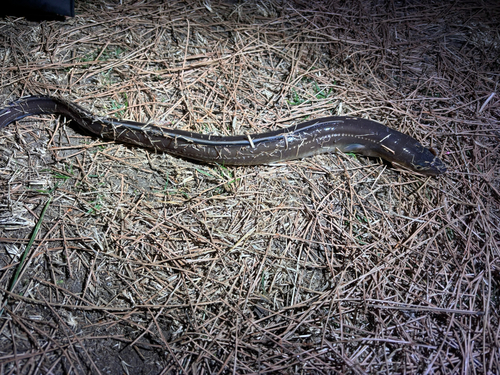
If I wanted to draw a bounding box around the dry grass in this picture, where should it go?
[0,0,499,374]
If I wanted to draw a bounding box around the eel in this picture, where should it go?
[0,96,446,176]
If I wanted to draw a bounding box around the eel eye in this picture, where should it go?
[428,147,438,156]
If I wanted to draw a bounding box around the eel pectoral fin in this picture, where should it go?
[338,143,366,153]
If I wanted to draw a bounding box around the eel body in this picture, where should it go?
[0,96,446,176]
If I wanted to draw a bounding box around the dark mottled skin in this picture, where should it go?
[0,96,446,175]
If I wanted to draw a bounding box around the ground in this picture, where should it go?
[0,0,499,374]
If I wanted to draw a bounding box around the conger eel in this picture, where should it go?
[0,96,446,176]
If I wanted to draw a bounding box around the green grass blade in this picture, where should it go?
[8,196,53,292]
